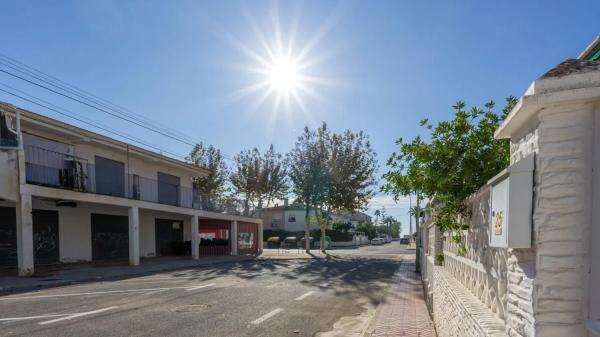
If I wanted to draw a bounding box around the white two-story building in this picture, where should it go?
[0,102,262,276]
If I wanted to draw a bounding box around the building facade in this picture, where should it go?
[0,103,263,276]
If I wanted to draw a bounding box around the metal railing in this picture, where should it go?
[24,145,257,217]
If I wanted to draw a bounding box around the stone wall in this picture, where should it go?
[530,105,594,337]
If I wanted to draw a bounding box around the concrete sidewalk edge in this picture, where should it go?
[0,255,257,295]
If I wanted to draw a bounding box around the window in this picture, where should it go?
[157,172,180,206]
[95,156,125,197]
[288,214,296,223]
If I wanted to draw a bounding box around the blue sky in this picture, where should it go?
[1,1,599,235]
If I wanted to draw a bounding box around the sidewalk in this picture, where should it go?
[0,255,256,294]
[367,262,436,337]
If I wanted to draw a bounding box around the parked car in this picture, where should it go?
[266,236,281,248]
[280,237,297,249]
[400,237,409,244]
[299,236,314,249]
[371,238,384,245]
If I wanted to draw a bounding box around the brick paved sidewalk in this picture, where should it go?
[368,262,437,337]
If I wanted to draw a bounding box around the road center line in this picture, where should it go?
[250,308,283,325]
[350,268,358,272]
[0,284,214,301]
[294,291,314,301]
[186,283,216,291]
[38,306,119,325]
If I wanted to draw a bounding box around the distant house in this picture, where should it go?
[260,201,370,232]
[260,201,332,232]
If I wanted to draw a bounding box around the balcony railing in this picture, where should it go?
[23,145,256,217]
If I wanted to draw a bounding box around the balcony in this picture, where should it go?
[23,145,255,216]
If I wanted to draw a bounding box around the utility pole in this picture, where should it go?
[415,191,421,273]
[409,195,412,242]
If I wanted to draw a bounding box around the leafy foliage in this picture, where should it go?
[289,123,378,251]
[382,97,517,232]
[230,145,289,209]
[187,142,229,197]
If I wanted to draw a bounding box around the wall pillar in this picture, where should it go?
[258,221,264,253]
[231,220,238,256]
[16,192,34,276]
[191,214,199,260]
[128,206,140,266]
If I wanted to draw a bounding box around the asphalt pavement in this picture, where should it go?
[0,244,412,337]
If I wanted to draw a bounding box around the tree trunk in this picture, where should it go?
[320,209,326,253]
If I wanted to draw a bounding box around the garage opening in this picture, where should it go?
[155,218,188,256]
[32,209,60,265]
[0,206,17,268]
[238,222,259,254]
[198,220,230,256]
[91,213,128,261]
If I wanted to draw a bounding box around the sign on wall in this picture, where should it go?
[488,154,534,248]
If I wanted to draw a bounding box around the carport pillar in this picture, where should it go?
[258,221,264,253]
[231,220,238,256]
[128,206,140,266]
[16,192,34,276]
[191,214,199,260]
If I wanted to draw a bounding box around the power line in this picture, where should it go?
[0,53,236,162]
[0,55,200,145]
[0,85,188,160]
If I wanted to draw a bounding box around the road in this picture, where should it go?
[0,244,412,337]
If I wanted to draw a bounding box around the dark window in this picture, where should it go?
[157,172,180,206]
[288,215,296,222]
[131,174,140,200]
[155,219,185,256]
[95,156,125,197]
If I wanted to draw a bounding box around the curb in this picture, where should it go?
[0,255,256,295]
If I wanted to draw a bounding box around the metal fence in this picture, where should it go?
[24,145,257,217]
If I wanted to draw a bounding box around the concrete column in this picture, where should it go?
[128,206,140,266]
[16,193,34,276]
[191,214,199,260]
[231,220,238,256]
[258,221,264,253]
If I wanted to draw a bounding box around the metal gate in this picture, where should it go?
[0,207,17,267]
[198,220,231,256]
[238,222,259,254]
[32,209,60,265]
[155,219,186,256]
[91,213,128,260]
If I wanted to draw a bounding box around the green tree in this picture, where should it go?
[289,123,377,252]
[230,145,289,214]
[187,142,230,211]
[383,98,517,240]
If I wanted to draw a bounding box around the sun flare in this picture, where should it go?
[268,53,300,95]
[225,5,342,122]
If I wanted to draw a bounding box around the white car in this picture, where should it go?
[371,238,384,245]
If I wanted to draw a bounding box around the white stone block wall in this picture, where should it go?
[531,105,593,337]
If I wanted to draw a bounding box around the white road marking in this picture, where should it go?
[294,291,314,301]
[319,282,330,288]
[0,284,215,301]
[0,313,68,322]
[38,306,119,325]
[186,283,216,291]
[250,308,283,325]
[350,268,357,272]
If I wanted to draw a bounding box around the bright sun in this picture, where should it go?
[227,6,340,119]
[268,54,300,95]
